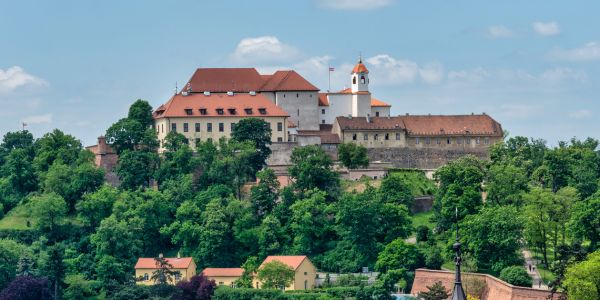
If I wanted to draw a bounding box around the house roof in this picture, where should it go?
[335,114,503,136]
[260,256,309,270]
[371,98,391,107]
[183,68,319,93]
[318,93,329,106]
[135,257,193,269]
[332,88,369,95]
[352,62,369,74]
[153,93,289,118]
[202,268,244,277]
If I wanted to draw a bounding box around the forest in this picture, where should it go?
[0,99,598,300]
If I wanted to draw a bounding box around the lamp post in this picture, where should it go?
[451,207,467,300]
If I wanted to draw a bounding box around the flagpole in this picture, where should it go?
[328,64,331,92]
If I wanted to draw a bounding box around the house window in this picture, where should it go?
[195,123,200,132]
[353,134,357,141]
[476,137,480,144]
[258,108,267,115]
[277,122,283,132]
[175,273,181,281]
[297,109,300,116]
[207,123,212,132]
[457,137,462,144]
[199,108,207,115]
[231,123,236,132]
[321,109,325,114]
[277,137,283,142]
[374,134,378,140]
[484,137,490,145]
[436,138,441,145]
[161,124,164,133]
[415,137,420,144]
[296,93,299,98]
[322,120,325,124]
[216,108,224,115]
[219,123,224,132]
[375,111,380,117]
[195,138,200,144]
[304,272,307,275]
[396,132,401,140]
[363,133,368,140]
[219,282,224,285]
[447,138,451,144]
[183,123,189,132]
[184,108,193,115]
[466,138,471,144]
[171,123,177,132]
[143,273,149,281]
[426,137,431,144]
[228,108,236,115]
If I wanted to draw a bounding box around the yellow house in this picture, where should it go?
[134,256,196,285]
[253,255,317,290]
[202,268,244,287]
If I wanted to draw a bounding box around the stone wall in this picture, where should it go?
[367,147,490,169]
[410,269,564,300]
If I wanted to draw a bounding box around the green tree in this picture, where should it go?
[375,239,423,273]
[563,249,600,300]
[40,244,66,300]
[499,266,532,287]
[416,225,430,243]
[155,140,196,185]
[489,136,547,176]
[33,129,84,172]
[290,190,333,258]
[235,256,260,288]
[257,260,295,290]
[64,274,97,300]
[338,143,369,169]
[115,150,158,189]
[423,245,444,270]
[250,169,280,216]
[194,198,234,268]
[523,187,554,266]
[0,130,34,164]
[257,215,286,258]
[151,256,180,285]
[231,118,272,173]
[460,205,524,274]
[417,281,449,300]
[30,193,68,235]
[127,99,154,128]
[0,239,29,290]
[44,162,104,211]
[544,148,572,192]
[105,118,158,154]
[91,216,143,266]
[76,185,120,229]
[2,148,38,196]
[289,145,340,197]
[486,163,529,206]
[569,194,600,251]
[379,173,414,207]
[163,131,189,152]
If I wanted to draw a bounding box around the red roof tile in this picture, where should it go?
[371,98,391,107]
[135,257,193,269]
[318,93,329,106]
[330,88,370,95]
[260,256,308,270]
[260,70,319,91]
[153,93,289,118]
[202,268,244,277]
[352,62,369,74]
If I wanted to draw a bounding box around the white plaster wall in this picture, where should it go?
[371,106,390,117]
[353,94,371,117]
[275,91,319,130]
[325,94,353,124]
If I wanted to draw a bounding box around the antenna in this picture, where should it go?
[174,82,178,95]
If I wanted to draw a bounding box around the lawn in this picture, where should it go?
[412,211,434,229]
[0,203,35,230]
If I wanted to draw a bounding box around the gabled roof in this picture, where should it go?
[371,98,391,107]
[318,93,329,106]
[260,256,309,270]
[336,116,406,130]
[260,70,319,91]
[135,257,193,269]
[153,93,289,118]
[202,268,244,277]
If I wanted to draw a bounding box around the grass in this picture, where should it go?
[0,203,35,230]
[341,176,381,193]
[387,170,437,196]
[412,211,434,229]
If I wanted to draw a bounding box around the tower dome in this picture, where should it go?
[351,57,369,93]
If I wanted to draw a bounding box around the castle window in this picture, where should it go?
[363,133,368,140]
[426,137,431,144]
[322,120,325,124]
[245,108,253,115]
[183,123,189,132]
[436,138,441,145]
[207,123,212,132]
[484,137,490,145]
[171,123,177,132]
[322,109,325,114]
[374,134,378,140]
[277,137,283,142]
[476,137,480,144]
[385,133,389,140]
[353,76,357,84]
[353,134,357,141]
[415,137,420,144]
[296,93,299,98]
[219,123,224,132]
[457,137,462,144]
[216,108,224,115]
[184,108,193,115]
[466,138,471,144]
[375,111,380,117]
[195,123,200,132]
[199,108,208,115]
[396,133,401,140]
[277,122,283,132]
[228,108,236,115]
[447,138,451,144]
[297,109,300,116]
[361,75,365,84]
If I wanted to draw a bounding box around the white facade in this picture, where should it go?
[275,91,319,131]
[371,106,391,117]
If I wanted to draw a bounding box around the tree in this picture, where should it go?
[417,281,449,300]
[338,143,369,169]
[256,260,295,290]
[115,149,158,189]
[423,245,444,270]
[569,194,600,251]
[0,130,34,168]
[176,274,216,300]
[2,149,37,196]
[151,256,180,285]
[33,129,83,172]
[163,131,189,152]
[40,244,66,300]
[257,215,286,258]
[379,173,414,207]
[460,205,524,274]
[486,163,528,206]
[63,274,97,300]
[563,249,600,300]
[0,276,51,300]
[290,190,333,258]
[416,225,430,243]
[0,239,29,291]
[231,118,272,173]
[127,99,154,128]
[105,118,158,154]
[250,169,279,216]
[375,239,423,273]
[499,266,532,287]
[30,193,68,235]
[44,162,104,211]
[194,198,234,268]
[76,185,120,229]
[289,145,340,197]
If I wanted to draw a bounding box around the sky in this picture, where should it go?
[1,0,599,146]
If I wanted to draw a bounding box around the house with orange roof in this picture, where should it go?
[253,255,317,290]
[134,255,197,285]
[202,268,244,288]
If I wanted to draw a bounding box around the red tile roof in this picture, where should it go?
[153,93,289,118]
[135,257,193,269]
[371,98,391,107]
[260,256,308,270]
[318,93,329,106]
[184,68,318,93]
[335,114,502,136]
[202,268,244,277]
[330,88,370,95]
[352,62,369,74]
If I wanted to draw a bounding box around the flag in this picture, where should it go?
[329,67,335,72]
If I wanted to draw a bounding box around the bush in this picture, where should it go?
[499,266,532,287]
[416,225,429,242]
[212,286,286,300]
[0,276,51,300]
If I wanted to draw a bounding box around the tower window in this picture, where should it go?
[375,111,380,117]
[353,76,357,84]
[361,76,365,84]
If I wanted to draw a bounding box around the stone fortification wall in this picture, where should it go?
[367,147,490,170]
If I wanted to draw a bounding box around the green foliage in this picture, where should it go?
[44,161,104,211]
[155,140,196,185]
[386,169,437,196]
[257,260,295,290]
[64,274,98,300]
[250,169,280,216]
[127,99,154,128]
[569,194,600,250]
[40,243,66,299]
[290,190,333,258]
[2,148,37,196]
[289,145,340,197]
[337,143,369,169]
[105,118,158,154]
[379,173,414,207]
[30,193,68,235]
[0,239,29,290]
[422,245,444,270]
[33,129,84,172]
[115,149,158,189]
[417,281,449,300]
[375,239,423,272]
[416,225,429,243]
[231,118,273,174]
[486,163,528,206]
[151,256,180,285]
[490,136,547,176]
[499,266,532,287]
[258,215,286,258]
[213,286,286,300]
[163,131,189,152]
[76,185,119,229]
[563,249,600,300]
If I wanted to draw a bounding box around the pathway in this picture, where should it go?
[522,249,549,290]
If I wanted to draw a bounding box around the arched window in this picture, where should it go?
[361,75,365,84]
[353,76,357,84]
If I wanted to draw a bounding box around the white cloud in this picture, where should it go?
[316,0,394,10]
[499,104,541,119]
[365,54,442,86]
[568,109,592,119]
[487,25,513,38]
[550,42,600,62]
[419,62,444,84]
[447,67,490,84]
[230,36,302,65]
[22,113,53,125]
[0,66,47,94]
[539,68,587,84]
[533,21,560,36]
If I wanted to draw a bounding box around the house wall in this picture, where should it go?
[405,136,502,150]
[319,106,329,124]
[207,276,241,287]
[371,106,390,117]
[275,91,319,131]
[339,130,407,148]
[325,94,353,124]
[352,94,371,117]
[135,265,195,285]
[155,116,287,152]
[292,259,317,290]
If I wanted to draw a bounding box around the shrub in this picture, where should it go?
[416,225,429,242]
[212,286,286,300]
[499,266,532,287]
[0,276,51,300]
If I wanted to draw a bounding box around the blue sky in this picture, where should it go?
[1,0,599,146]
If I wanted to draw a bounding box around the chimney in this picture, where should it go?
[97,136,107,155]
[177,252,181,259]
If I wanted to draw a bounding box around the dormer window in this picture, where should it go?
[258,108,267,115]
[184,108,193,115]
[216,108,224,115]
[228,108,236,115]
[199,108,207,115]
[244,108,253,115]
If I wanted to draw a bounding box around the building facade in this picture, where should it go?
[202,268,244,287]
[134,256,197,285]
[253,256,317,290]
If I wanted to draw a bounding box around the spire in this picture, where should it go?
[452,207,467,300]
